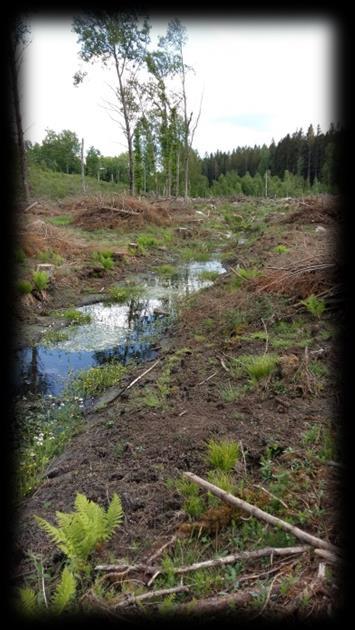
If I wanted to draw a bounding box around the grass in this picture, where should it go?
[106,285,144,304]
[273,244,289,254]
[155,264,179,278]
[69,362,127,397]
[62,309,91,325]
[219,382,242,402]
[92,251,115,270]
[38,249,64,265]
[41,329,70,346]
[28,164,127,200]
[301,294,326,318]
[198,270,220,282]
[48,214,73,226]
[206,438,239,472]
[14,395,84,499]
[231,353,279,383]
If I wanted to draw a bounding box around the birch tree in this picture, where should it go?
[72,12,150,194]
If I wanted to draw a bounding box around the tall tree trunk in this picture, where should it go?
[81,137,86,193]
[113,50,134,194]
[176,150,180,197]
[9,35,30,204]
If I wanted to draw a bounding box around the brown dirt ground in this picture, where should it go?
[12,195,343,618]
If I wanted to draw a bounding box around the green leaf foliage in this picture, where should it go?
[34,493,123,570]
[51,567,76,614]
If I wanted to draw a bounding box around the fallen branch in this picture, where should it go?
[104,359,160,406]
[183,472,341,555]
[171,589,255,615]
[99,205,140,216]
[314,548,342,564]
[169,546,310,576]
[24,200,38,213]
[115,585,189,609]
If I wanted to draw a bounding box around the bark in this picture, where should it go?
[9,34,30,204]
[113,48,134,194]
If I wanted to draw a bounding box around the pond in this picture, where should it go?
[14,259,226,397]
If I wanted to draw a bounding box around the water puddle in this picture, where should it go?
[14,259,226,397]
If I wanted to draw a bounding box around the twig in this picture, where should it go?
[104,359,160,406]
[147,535,177,565]
[183,472,341,555]
[239,440,248,476]
[41,566,48,609]
[257,572,280,616]
[254,484,289,509]
[314,548,342,564]
[197,371,217,386]
[99,205,140,216]
[115,585,189,608]
[218,357,230,373]
[261,318,269,355]
[24,200,38,213]
[160,546,310,577]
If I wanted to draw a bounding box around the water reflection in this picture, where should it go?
[14,258,225,397]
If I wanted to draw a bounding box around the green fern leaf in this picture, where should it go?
[18,587,37,615]
[51,566,76,614]
[34,515,73,558]
[105,493,124,538]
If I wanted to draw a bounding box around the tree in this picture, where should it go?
[85,146,102,178]
[9,17,31,203]
[158,19,201,200]
[72,12,151,194]
[35,129,81,173]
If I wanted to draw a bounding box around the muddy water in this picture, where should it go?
[14,259,225,397]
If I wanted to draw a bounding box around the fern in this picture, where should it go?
[18,587,38,615]
[51,566,76,614]
[34,493,124,570]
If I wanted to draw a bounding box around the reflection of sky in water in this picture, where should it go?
[14,259,225,396]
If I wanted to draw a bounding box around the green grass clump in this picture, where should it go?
[32,270,49,291]
[273,244,289,254]
[155,264,178,277]
[301,294,326,319]
[92,251,114,270]
[62,309,91,325]
[38,249,64,265]
[17,279,32,294]
[207,470,236,495]
[42,329,70,346]
[219,382,242,402]
[15,247,26,263]
[206,438,239,472]
[198,270,220,282]
[137,234,159,251]
[183,495,205,519]
[48,214,73,226]
[232,353,278,382]
[106,285,144,304]
[70,363,127,397]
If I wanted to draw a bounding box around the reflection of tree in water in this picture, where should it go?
[16,346,51,396]
[93,297,163,366]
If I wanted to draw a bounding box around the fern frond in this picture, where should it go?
[34,516,71,555]
[105,493,124,538]
[51,566,76,614]
[18,587,38,616]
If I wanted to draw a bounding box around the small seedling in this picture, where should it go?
[273,244,289,254]
[32,270,49,291]
[301,294,325,318]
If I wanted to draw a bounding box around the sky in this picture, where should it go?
[21,15,337,158]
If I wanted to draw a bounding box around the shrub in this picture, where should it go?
[32,270,49,291]
[17,279,32,294]
[301,294,325,318]
[92,251,114,270]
